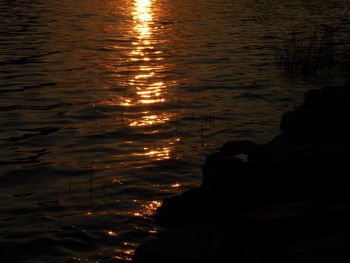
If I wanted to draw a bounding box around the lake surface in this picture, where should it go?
[1,0,349,262]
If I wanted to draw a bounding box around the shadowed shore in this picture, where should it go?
[133,82,350,263]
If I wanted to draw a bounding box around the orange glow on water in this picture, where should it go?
[113,248,135,261]
[146,148,170,160]
[132,0,153,41]
[134,73,155,79]
[107,230,118,237]
[114,0,175,163]
[101,0,180,166]
[133,0,153,23]
[116,0,168,114]
[142,200,162,215]
[129,113,171,127]
[130,147,171,161]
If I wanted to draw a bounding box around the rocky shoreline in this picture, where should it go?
[133,82,350,263]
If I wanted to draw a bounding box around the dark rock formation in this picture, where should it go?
[133,82,350,263]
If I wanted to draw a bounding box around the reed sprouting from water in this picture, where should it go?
[278,26,350,79]
[89,159,94,200]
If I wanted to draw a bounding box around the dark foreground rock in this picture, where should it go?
[133,82,350,263]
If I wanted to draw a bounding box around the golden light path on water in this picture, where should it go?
[113,0,179,165]
[129,0,167,117]
[100,2,183,259]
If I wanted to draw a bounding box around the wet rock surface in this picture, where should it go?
[133,83,350,263]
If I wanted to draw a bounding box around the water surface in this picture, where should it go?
[1,0,349,261]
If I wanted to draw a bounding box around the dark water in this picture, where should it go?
[1,0,349,262]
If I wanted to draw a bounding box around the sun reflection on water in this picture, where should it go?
[105,0,179,166]
[105,0,169,113]
[133,147,171,161]
[128,0,168,111]
[98,3,180,259]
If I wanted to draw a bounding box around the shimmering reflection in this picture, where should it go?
[128,81,167,105]
[129,112,170,127]
[113,249,134,261]
[108,0,178,166]
[133,0,153,38]
[113,143,174,168]
[127,0,167,111]
[107,230,118,237]
[132,147,171,161]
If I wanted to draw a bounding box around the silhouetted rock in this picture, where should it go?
[220,140,261,155]
[281,83,350,136]
[133,83,350,263]
[202,152,248,187]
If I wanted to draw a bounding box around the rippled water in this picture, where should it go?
[1,0,349,262]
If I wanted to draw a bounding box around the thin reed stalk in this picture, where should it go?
[277,26,350,79]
